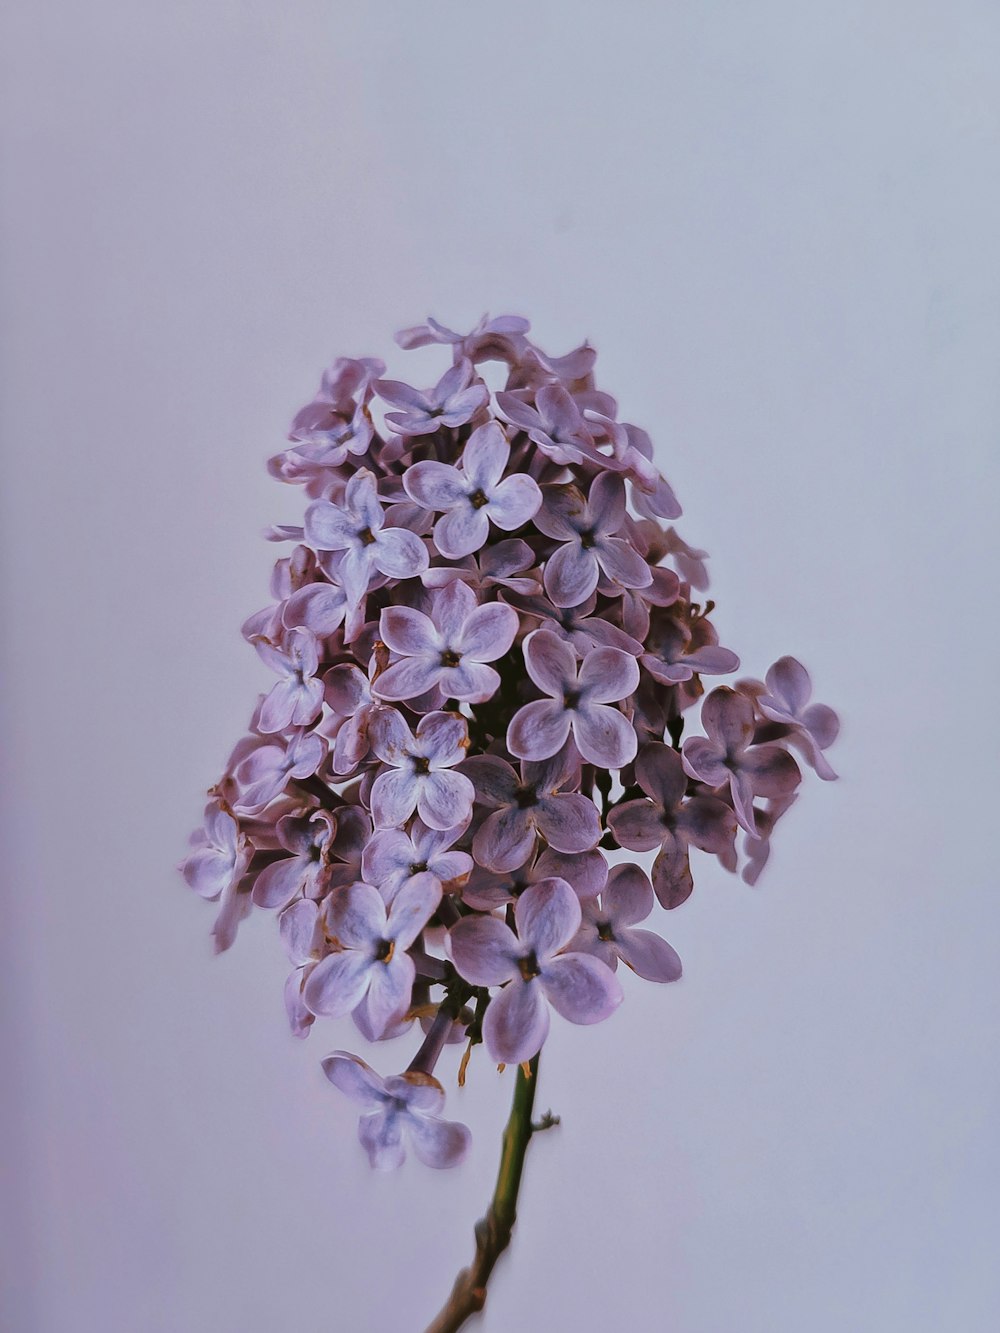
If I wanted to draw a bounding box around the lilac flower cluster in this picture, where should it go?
[182,315,838,1171]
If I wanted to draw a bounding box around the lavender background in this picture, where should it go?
[2,3,998,1330]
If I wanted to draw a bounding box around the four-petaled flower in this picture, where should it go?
[757,656,839,780]
[507,630,640,769]
[462,748,601,872]
[449,878,623,1064]
[253,627,325,734]
[569,864,683,982]
[361,818,473,906]
[376,359,488,436]
[403,421,542,558]
[608,742,736,908]
[682,687,801,835]
[368,708,474,830]
[374,579,519,704]
[304,469,428,604]
[534,475,652,607]
[304,877,442,1037]
[322,1052,471,1170]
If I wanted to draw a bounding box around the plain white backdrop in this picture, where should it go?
[2,3,998,1330]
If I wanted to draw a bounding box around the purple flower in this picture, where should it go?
[757,656,840,780]
[449,878,623,1065]
[682,687,801,836]
[281,579,350,638]
[304,877,441,1037]
[368,708,475,830]
[534,475,652,608]
[403,422,542,558]
[361,818,473,906]
[462,748,601,872]
[608,742,737,909]
[569,864,683,982]
[231,728,327,815]
[253,628,325,734]
[251,809,337,909]
[322,1053,471,1170]
[376,359,488,436]
[374,579,518,704]
[506,630,639,769]
[181,801,251,902]
[304,469,428,604]
[497,385,615,471]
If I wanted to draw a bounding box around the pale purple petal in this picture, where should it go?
[535,847,608,899]
[507,699,572,761]
[371,768,418,828]
[364,953,416,1037]
[462,421,508,490]
[539,954,623,1024]
[544,542,599,608]
[358,1110,406,1170]
[615,928,683,983]
[651,839,694,909]
[372,526,429,580]
[594,536,652,590]
[303,951,373,1017]
[535,794,601,854]
[252,855,307,909]
[742,745,801,796]
[373,656,442,702]
[449,915,519,986]
[418,770,475,831]
[321,1051,388,1107]
[636,742,687,809]
[764,655,812,715]
[458,602,519,662]
[578,647,640,704]
[280,898,321,964]
[407,1113,472,1169]
[329,882,386,949]
[523,629,576,697]
[681,736,730,788]
[514,878,581,960]
[282,582,347,634]
[379,606,437,655]
[414,711,469,767]
[701,687,755,754]
[487,475,542,530]
[473,806,537,873]
[387,874,443,949]
[604,863,655,927]
[571,702,637,769]
[607,799,665,852]
[403,461,468,510]
[460,754,519,806]
[369,707,415,764]
[482,978,550,1065]
[434,505,491,559]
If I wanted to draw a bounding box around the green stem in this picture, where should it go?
[423,1055,542,1333]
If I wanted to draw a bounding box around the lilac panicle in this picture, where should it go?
[182,314,838,1169]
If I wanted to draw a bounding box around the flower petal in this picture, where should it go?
[571,702,637,769]
[403,461,468,511]
[514,878,581,959]
[434,505,491,559]
[523,629,577,697]
[487,474,542,530]
[364,953,416,1037]
[578,646,640,704]
[303,950,372,1017]
[321,1051,387,1108]
[604,863,654,927]
[407,1113,472,1169]
[380,606,437,655]
[358,1109,406,1170]
[540,953,623,1024]
[458,602,519,662]
[615,928,682,983]
[544,542,599,608]
[506,699,572,761]
[473,806,537,874]
[449,915,520,986]
[482,978,550,1065]
[417,770,475,831]
[535,793,601,854]
[370,768,418,828]
[373,526,429,580]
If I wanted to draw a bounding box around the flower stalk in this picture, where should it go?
[424,1054,543,1333]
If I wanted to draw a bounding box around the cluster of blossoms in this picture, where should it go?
[182,315,838,1171]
